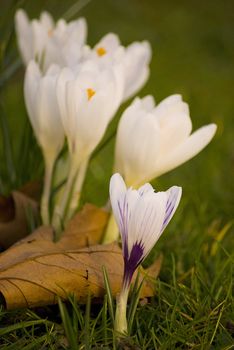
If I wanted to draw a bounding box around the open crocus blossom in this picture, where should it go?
[52,62,124,230]
[56,61,124,164]
[109,173,182,334]
[15,9,87,71]
[81,33,151,101]
[115,95,217,187]
[24,60,64,224]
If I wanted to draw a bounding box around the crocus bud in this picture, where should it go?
[110,173,182,334]
[115,95,217,187]
[24,60,64,160]
[81,33,151,101]
[24,60,64,224]
[15,9,87,71]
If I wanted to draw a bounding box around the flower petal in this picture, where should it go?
[161,186,182,232]
[15,9,33,64]
[154,124,217,178]
[128,190,167,259]
[123,41,152,100]
[115,103,160,186]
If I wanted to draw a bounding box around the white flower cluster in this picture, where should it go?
[15,9,216,235]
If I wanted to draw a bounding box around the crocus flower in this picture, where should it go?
[109,173,182,334]
[115,94,217,187]
[24,60,64,224]
[52,62,124,229]
[15,9,87,71]
[56,61,124,165]
[81,33,151,101]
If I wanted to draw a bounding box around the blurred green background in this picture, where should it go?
[0,1,233,347]
[0,0,233,255]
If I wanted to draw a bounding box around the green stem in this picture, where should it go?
[115,287,129,335]
[41,153,55,225]
[102,212,119,243]
[52,154,80,237]
[65,157,89,223]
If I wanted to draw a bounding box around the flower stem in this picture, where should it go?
[65,157,89,223]
[52,154,79,237]
[115,287,129,335]
[102,212,119,243]
[41,153,55,225]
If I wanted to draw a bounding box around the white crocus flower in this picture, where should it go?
[110,173,182,334]
[15,9,87,71]
[82,33,151,101]
[24,60,64,225]
[115,94,217,187]
[52,62,124,230]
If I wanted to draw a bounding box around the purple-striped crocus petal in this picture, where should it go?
[123,240,145,288]
[138,182,154,196]
[110,173,127,233]
[109,173,138,257]
[161,186,182,232]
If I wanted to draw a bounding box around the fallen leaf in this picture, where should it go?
[0,244,161,309]
[0,205,162,309]
[0,191,38,249]
[0,204,109,270]
[18,180,42,202]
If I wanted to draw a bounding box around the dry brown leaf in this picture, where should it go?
[0,191,38,249]
[0,204,109,270]
[18,181,42,202]
[0,204,162,309]
[0,244,161,309]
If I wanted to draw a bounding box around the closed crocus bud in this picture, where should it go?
[15,9,87,71]
[24,60,64,158]
[82,33,151,101]
[110,173,182,334]
[115,95,217,187]
[24,60,64,224]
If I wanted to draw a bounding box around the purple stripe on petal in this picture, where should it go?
[161,188,178,232]
[123,241,145,288]
[117,197,129,260]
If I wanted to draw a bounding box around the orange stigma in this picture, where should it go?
[86,88,96,101]
[96,47,107,56]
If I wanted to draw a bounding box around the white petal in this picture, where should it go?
[56,67,74,132]
[161,186,182,232]
[141,95,155,112]
[40,11,54,30]
[96,33,120,52]
[158,112,192,154]
[109,173,127,236]
[35,76,64,154]
[115,103,160,186]
[24,60,41,131]
[155,124,217,178]
[15,9,33,64]
[138,183,154,196]
[128,191,167,257]
[123,41,152,100]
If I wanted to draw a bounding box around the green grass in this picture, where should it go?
[0,0,233,348]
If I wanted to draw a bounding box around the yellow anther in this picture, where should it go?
[48,29,53,37]
[86,88,96,101]
[96,47,107,56]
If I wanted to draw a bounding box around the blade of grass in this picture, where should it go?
[84,291,91,349]
[58,297,78,350]
[102,265,115,325]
